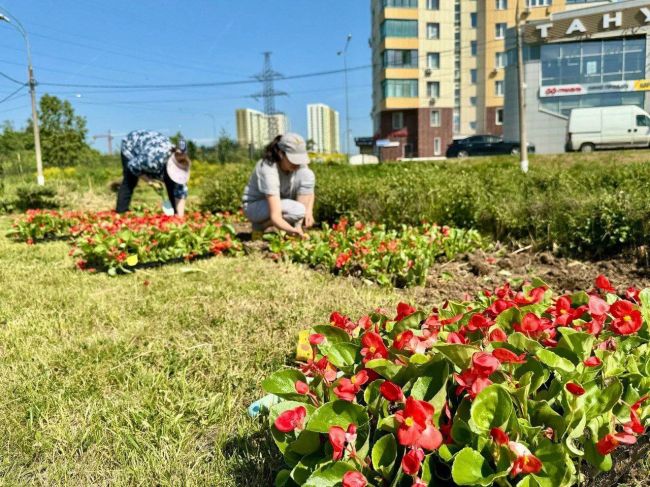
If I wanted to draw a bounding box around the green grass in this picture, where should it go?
[0,216,420,486]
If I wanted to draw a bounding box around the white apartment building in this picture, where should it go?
[307,104,341,153]
[236,108,289,150]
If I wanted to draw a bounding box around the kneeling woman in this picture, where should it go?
[242,133,315,237]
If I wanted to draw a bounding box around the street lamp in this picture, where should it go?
[337,34,352,160]
[0,11,44,185]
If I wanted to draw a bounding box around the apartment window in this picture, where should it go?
[430,110,441,127]
[496,108,504,126]
[427,81,440,98]
[470,69,477,84]
[496,0,508,9]
[526,0,552,6]
[495,80,505,96]
[434,137,442,156]
[495,52,507,68]
[380,20,418,39]
[470,96,477,106]
[392,112,404,129]
[495,23,507,39]
[383,49,419,68]
[427,52,440,69]
[382,79,419,98]
[470,121,477,130]
[383,0,418,7]
[427,0,440,9]
[427,23,440,40]
[470,13,478,28]
[471,41,477,56]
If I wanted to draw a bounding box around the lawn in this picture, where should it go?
[0,216,420,486]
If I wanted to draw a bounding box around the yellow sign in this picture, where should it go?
[295,329,313,361]
[634,80,650,92]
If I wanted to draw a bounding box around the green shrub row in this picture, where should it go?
[199,156,650,257]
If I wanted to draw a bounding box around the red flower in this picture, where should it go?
[595,275,616,293]
[300,356,337,383]
[488,328,508,342]
[492,348,526,364]
[360,332,388,363]
[455,368,492,399]
[566,382,586,396]
[514,313,542,334]
[446,331,468,344]
[309,333,325,345]
[274,406,306,433]
[335,251,351,268]
[329,424,357,461]
[395,302,417,322]
[330,312,357,335]
[467,313,491,331]
[626,287,641,302]
[583,356,602,367]
[609,300,642,335]
[596,432,637,456]
[514,286,546,306]
[380,380,404,402]
[394,330,416,351]
[342,471,367,487]
[412,478,427,487]
[295,380,309,395]
[588,295,609,317]
[490,427,510,445]
[472,352,500,377]
[401,448,425,475]
[395,397,443,451]
[333,370,369,402]
[509,441,543,477]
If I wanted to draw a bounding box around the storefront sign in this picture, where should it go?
[525,6,650,43]
[540,79,650,98]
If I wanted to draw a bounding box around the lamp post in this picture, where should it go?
[515,1,529,174]
[337,34,352,160]
[0,11,44,185]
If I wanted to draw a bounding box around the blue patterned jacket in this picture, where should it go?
[121,130,188,199]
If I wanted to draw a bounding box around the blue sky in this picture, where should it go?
[0,0,372,153]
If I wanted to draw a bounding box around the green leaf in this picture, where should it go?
[365,358,403,381]
[311,325,350,343]
[410,360,449,414]
[305,401,369,434]
[319,342,359,368]
[303,462,356,487]
[274,469,292,487]
[583,379,623,420]
[508,332,542,353]
[451,448,496,486]
[530,401,566,437]
[535,348,575,375]
[262,370,308,400]
[432,343,479,370]
[470,384,514,433]
[557,329,594,362]
[531,440,576,487]
[371,433,397,479]
[584,439,613,472]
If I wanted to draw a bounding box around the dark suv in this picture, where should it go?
[446,135,535,158]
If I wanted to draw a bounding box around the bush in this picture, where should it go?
[260,277,649,487]
[13,184,59,212]
[198,157,650,257]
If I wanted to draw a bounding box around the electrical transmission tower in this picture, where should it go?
[251,52,287,142]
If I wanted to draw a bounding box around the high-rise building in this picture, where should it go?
[371,0,614,159]
[235,108,289,150]
[307,104,341,153]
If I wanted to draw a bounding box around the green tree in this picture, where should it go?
[29,94,97,167]
[170,131,198,160]
[0,121,32,156]
[214,129,249,164]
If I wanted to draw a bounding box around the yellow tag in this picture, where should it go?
[126,255,138,267]
[295,330,313,361]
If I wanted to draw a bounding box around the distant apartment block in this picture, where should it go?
[235,108,289,150]
[307,104,341,153]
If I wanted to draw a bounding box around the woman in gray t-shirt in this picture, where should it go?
[242,133,316,236]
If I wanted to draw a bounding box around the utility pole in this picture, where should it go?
[93,130,114,155]
[251,52,287,143]
[516,0,529,173]
[0,11,45,185]
[338,34,352,160]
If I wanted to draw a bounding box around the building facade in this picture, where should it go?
[235,108,289,150]
[307,104,341,153]
[503,0,649,153]
[371,0,615,159]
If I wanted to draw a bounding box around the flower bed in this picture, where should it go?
[260,276,649,486]
[265,218,483,287]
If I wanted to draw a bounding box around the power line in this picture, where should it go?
[0,70,24,85]
[0,83,27,104]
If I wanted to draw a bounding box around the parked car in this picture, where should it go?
[567,105,650,153]
[446,135,535,158]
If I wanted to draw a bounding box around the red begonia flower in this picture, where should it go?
[274,406,306,433]
[515,313,542,334]
[412,478,427,487]
[295,380,309,395]
[490,427,510,445]
[328,424,357,461]
[508,441,543,477]
[595,275,616,293]
[609,300,642,335]
[309,333,325,345]
[342,471,367,487]
[514,287,546,305]
[472,352,500,377]
[395,397,442,451]
[401,448,425,475]
[488,328,508,342]
[380,380,404,402]
[360,332,389,363]
[583,356,602,367]
[446,332,468,344]
[626,287,641,302]
[394,330,416,351]
[566,382,586,396]
[467,313,491,331]
[596,432,637,456]
[492,348,527,364]
[395,302,418,322]
[333,370,369,402]
[588,295,609,317]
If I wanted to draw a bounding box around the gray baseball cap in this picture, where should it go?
[278,133,310,166]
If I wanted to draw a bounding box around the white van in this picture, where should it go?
[567,105,650,152]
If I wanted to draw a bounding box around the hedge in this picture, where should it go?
[199,157,650,257]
